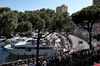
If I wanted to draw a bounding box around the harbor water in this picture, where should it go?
[0,48,34,64]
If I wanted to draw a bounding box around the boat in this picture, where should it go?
[4,38,57,55]
[6,36,28,44]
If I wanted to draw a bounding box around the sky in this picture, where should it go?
[0,0,93,15]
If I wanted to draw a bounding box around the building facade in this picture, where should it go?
[56,4,68,13]
[93,0,100,5]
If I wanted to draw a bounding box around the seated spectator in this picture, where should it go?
[43,59,47,66]
[46,57,50,65]
[58,55,61,62]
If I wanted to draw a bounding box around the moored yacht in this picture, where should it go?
[4,38,57,55]
[6,36,28,44]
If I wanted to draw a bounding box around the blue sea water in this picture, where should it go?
[0,48,9,64]
[0,48,33,64]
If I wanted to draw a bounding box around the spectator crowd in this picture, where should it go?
[74,22,100,36]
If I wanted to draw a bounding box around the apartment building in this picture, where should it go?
[56,4,68,13]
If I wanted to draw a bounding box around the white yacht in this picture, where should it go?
[6,36,27,44]
[4,38,57,55]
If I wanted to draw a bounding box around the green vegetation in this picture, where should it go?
[0,11,18,36]
[15,21,33,34]
[0,7,74,36]
[72,3,100,49]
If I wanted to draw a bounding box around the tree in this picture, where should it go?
[31,12,46,65]
[15,21,32,35]
[72,3,100,50]
[0,11,18,37]
[18,12,25,22]
[62,12,75,33]
[0,7,11,14]
[45,9,55,17]
[51,12,75,33]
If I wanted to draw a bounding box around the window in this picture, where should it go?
[46,47,52,49]
[39,47,53,49]
[20,47,25,49]
[26,47,31,51]
[15,47,26,49]
[39,47,46,49]
[32,47,36,49]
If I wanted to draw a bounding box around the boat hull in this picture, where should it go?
[4,45,57,55]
